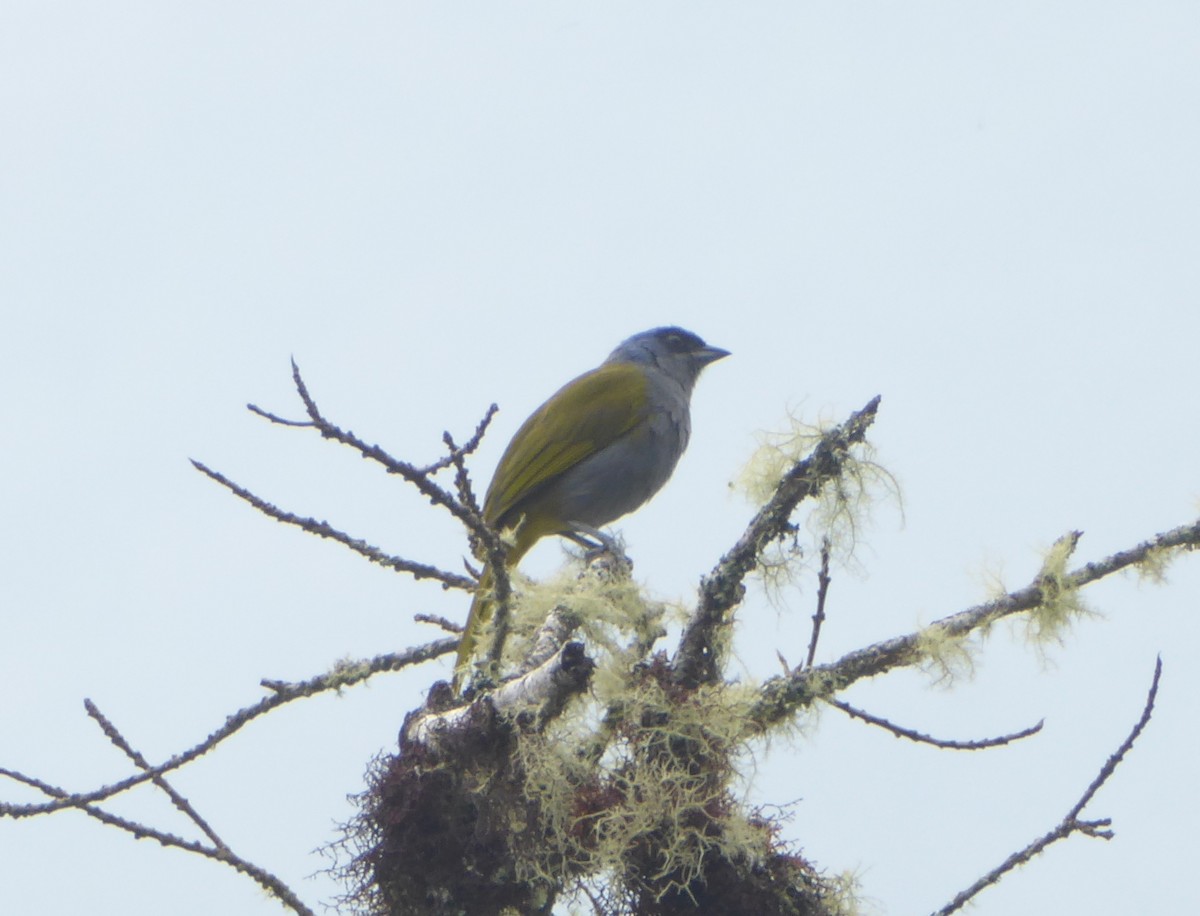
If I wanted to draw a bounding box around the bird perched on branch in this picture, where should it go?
[455,326,729,688]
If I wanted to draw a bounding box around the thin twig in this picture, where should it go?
[827,698,1044,750]
[931,656,1163,915]
[246,403,314,428]
[1065,656,1161,821]
[444,429,483,536]
[0,638,456,819]
[190,460,475,591]
[414,613,463,633]
[804,538,833,669]
[582,884,608,915]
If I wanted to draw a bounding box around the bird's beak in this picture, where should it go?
[697,345,730,366]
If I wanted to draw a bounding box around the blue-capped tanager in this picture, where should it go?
[455,326,729,686]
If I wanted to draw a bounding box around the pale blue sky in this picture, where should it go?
[2,3,1198,913]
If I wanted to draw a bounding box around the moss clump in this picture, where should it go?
[336,699,560,916]
[512,660,845,914]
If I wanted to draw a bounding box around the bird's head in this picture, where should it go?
[607,326,729,391]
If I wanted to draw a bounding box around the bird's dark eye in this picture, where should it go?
[668,331,699,352]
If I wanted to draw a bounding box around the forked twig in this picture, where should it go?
[931,656,1163,915]
[0,638,456,820]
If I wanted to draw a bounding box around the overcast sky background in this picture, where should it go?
[3,3,1198,914]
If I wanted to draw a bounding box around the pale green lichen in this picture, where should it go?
[453,553,854,913]
[326,656,373,691]
[914,623,979,685]
[737,412,828,506]
[1023,533,1096,650]
[824,869,867,916]
[509,669,779,910]
[735,411,900,600]
[1134,543,1179,584]
[492,559,668,679]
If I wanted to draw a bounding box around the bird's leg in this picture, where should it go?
[564,522,633,573]
[563,522,614,553]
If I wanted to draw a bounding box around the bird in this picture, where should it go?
[455,326,729,687]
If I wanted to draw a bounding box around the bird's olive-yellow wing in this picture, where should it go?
[483,361,649,529]
[455,363,649,688]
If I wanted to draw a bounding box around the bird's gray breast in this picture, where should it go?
[551,372,692,528]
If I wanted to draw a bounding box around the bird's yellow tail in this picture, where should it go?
[453,568,495,691]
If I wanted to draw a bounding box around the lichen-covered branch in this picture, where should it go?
[749,520,1199,729]
[674,395,882,687]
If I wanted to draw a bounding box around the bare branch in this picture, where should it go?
[827,698,1044,750]
[750,519,1200,728]
[931,656,1163,915]
[190,459,475,591]
[0,638,456,819]
[85,699,227,850]
[1065,655,1162,821]
[675,395,882,687]
[804,538,833,669]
